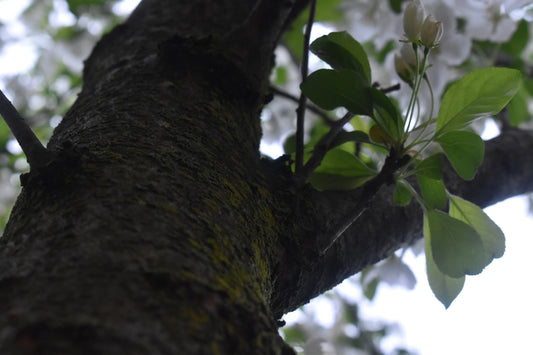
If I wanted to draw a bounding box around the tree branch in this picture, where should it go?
[0,89,50,169]
[272,129,533,317]
[297,112,354,182]
[271,86,336,125]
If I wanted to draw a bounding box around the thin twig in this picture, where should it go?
[381,83,401,94]
[298,111,354,182]
[372,82,401,94]
[270,86,335,125]
[295,0,317,174]
[0,89,50,169]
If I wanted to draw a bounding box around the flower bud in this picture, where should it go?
[400,43,420,71]
[421,15,444,47]
[403,0,426,41]
[394,54,414,85]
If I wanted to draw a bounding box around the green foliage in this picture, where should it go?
[412,154,444,180]
[417,175,447,210]
[274,66,288,85]
[330,130,371,148]
[449,195,505,261]
[300,69,372,114]
[296,28,521,308]
[501,20,530,57]
[435,131,484,180]
[389,0,408,13]
[66,0,114,16]
[307,148,376,190]
[310,31,372,84]
[369,87,403,144]
[423,194,506,306]
[425,209,487,278]
[507,80,530,126]
[363,277,379,300]
[54,25,85,40]
[393,180,412,206]
[424,216,465,309]
[435,67,521,135]
[282,325,307,345]
[301,32,404,149]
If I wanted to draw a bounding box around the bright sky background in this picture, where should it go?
[1,1,532,354]
[368,195,533,355]
[284,194,533,355]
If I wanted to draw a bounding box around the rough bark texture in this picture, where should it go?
[0,0,532,354]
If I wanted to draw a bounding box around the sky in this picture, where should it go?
[284,194,533,355]
[368,195,533,355]
[1,1,532,354]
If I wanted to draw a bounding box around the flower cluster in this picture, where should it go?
[403,0,443,47]
[395,0,443,86]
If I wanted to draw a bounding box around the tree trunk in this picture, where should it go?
[1,0,532,354]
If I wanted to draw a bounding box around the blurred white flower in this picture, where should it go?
[423,1,471,98]
[364,255,417,290]
[455,0,532,42]
[343,0,402,50]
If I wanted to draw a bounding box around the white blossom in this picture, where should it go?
[421,14,444,47]
[403,0,427,41]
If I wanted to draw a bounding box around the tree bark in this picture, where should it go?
[0,0,532,354]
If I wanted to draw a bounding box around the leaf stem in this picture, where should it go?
[295,0,317,174]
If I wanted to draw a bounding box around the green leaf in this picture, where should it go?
[66,0,109,16]
[310,31,371,84]
[307,172,373,191]
[330,130,371,148]
[283,134,296,155]
[54,26,84,40]
[436,67,521,134]
[313,148,376,176]
[369,88,403,142]
[369,124,390,145]
[524,77,533,95]
[301,69,372,115]
[502,20,529,57]
[363,277,379,300]
[307,120,332,148]
[507,81,530,126]
[426,209,487,278]
[424,215,465,308]
[282,325,307,344]
[393,180,412,206]
[449,195,505,262]
[389,0,408,13]
[412,154,444,180]
[274,66,288,85]
[308,148,376,190]
[436,131,484,180]
[418,175,447,210]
